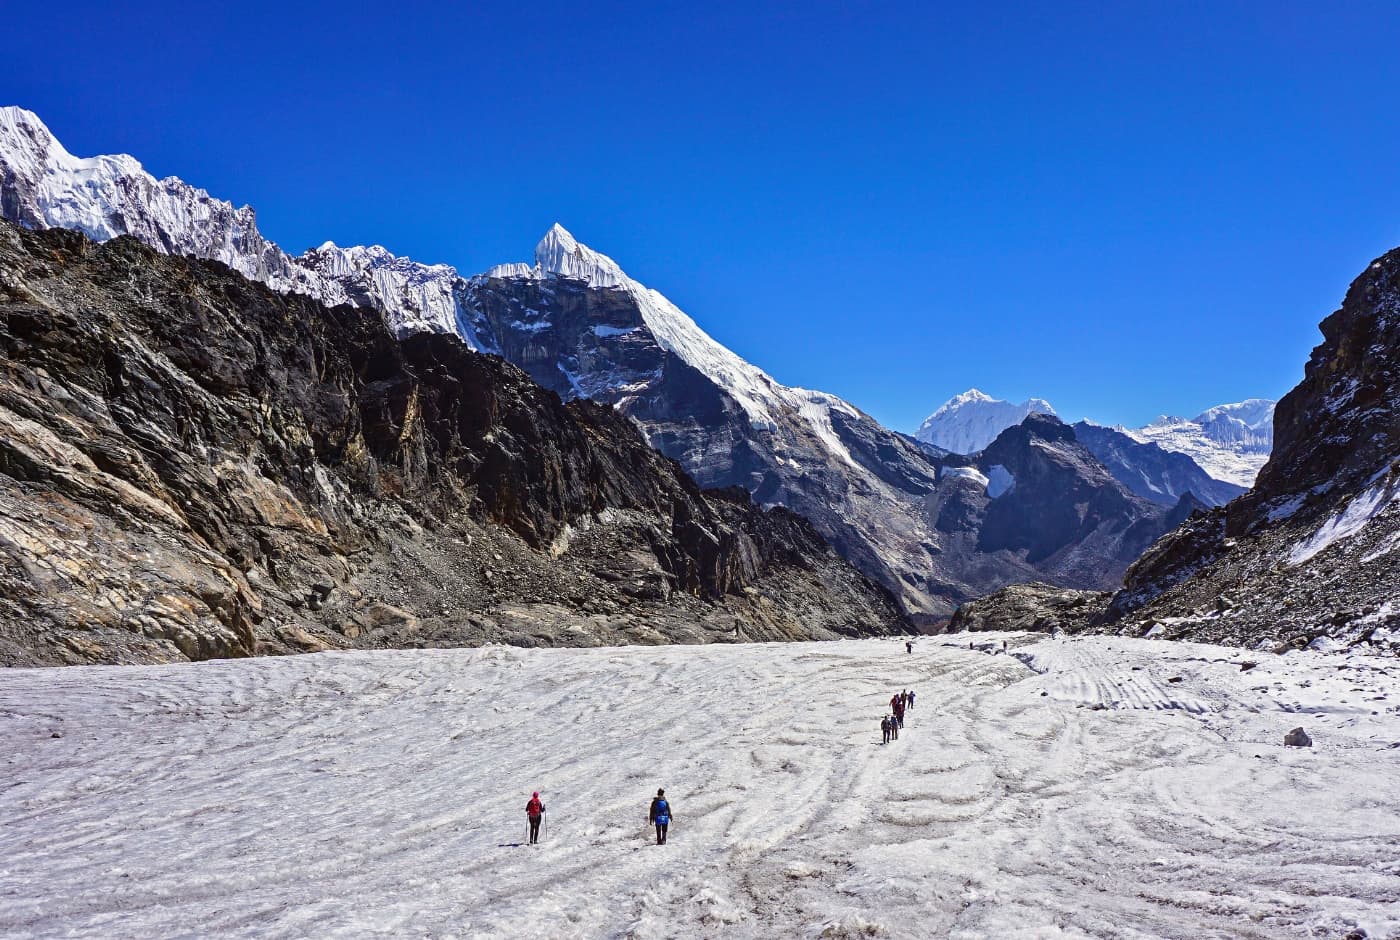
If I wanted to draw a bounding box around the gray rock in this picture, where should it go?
[0,224,909,666]
[1284,727,1312,748]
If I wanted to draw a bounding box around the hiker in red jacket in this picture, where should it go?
[526,792,546,844]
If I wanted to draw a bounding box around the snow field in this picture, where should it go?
[2,636,1399,939]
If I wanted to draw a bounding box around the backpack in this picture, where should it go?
[654,799,670,825]
[527,797,543,817]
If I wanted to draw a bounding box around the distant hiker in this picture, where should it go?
[1002,640,1008,653]
[526,791,546,844]
[906,641,913,654]
[893,697,906,729]
[881,715,891,744]
[649,788,672,845]
[907,689,916,710]
[889,693,900,712]
[889,715,899,740]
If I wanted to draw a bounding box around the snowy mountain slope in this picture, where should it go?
[469,236,1191,617]
[1124,399,1276,488]
[914,389,1055,454]
[0,222,905,666]
[1072,420,1247,507]
[3,635,1397,938]
[0,106,1209,619]
[914,385,1273,491]
[0,106,492,343]
[0,106,325,300]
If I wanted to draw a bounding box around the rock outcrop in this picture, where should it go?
[946,582,1110,633]
[1097,247,1400,651]
[0,223,908,665]
[952,248,1400,652]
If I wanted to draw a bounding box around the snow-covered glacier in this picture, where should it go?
[2,635,1396,938]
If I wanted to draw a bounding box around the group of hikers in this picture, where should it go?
[524,642,916,846]
[881,688,915,744]
[524,788,673,846]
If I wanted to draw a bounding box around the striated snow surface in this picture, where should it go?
[3,636,1399,939]
[914,390,1056,455]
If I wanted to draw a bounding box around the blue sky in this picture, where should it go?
[7,2,1400,430]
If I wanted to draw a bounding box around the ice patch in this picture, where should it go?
[943,466,990,488]
[1288,477,1399,566]
[592,324,637,337]
[986,465,1015,498]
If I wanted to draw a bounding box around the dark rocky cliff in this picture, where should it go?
[922,414,1182,611]
[0,224,907,665]
[948,248,1400,652]
[1096,245,1400,650]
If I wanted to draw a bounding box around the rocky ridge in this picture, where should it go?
[0,106,1200,621]
[1070,421,1246,508]
[0,223,907,665]
[949,249,1400,653]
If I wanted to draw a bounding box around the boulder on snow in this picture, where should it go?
[1283,727,1312,747]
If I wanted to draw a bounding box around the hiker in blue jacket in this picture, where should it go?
[649,788,672,845]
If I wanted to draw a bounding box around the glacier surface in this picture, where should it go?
[1,636,1397,938]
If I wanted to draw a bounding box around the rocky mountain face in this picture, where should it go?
[0,106,1203,623]
[0,223,908,666]
[1071,421,1246,508]
[914,389,1056,454]
[925,414,1184,600]
[1094,249,1400,651]
[951,250,1400,653]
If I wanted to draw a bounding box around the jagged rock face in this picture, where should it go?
[1094,248,1400,651]
[0,107,1193,624]
[1071,421,1246,508]
[946,582,1110,634]
[0,224,907,665]
[923,414,1180,604]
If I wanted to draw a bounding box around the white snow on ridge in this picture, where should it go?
[986,464,1015,498]
[2,636,1397,939]
[942,465,990,487]
[1126,399,1276,488]
[1288,475,1400,565]
[483,222,883,442]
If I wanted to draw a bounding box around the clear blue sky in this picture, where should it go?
[7,1,1400,430]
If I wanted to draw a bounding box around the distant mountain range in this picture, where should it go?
[916,388,1272,496]
[0,105,1262,626]
[914,390,1056,454]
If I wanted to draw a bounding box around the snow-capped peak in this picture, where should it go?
[483,224,799,432]
[534,223,628,288]
[915,390,1057,455]
[1125,399,1276,488]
